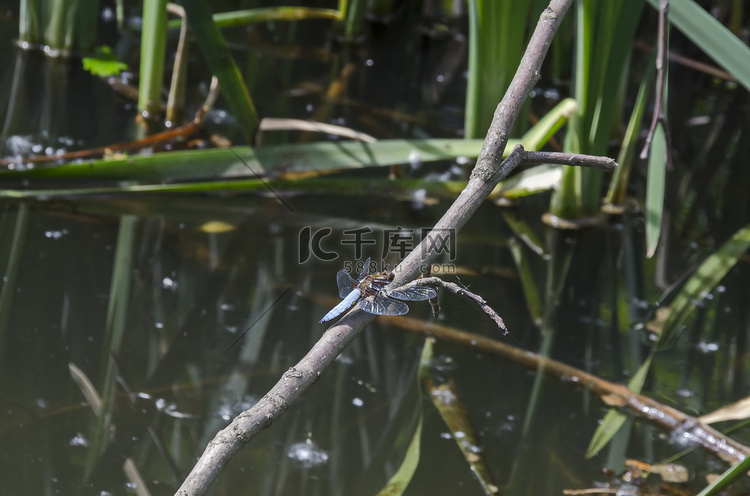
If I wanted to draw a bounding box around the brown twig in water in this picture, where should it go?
[386,315,750,465]
[175,2,580,495]
[0,77,221,167]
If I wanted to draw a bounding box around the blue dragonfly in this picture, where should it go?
[319,258,437,323]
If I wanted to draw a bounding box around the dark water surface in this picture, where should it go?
[1,2,749,496]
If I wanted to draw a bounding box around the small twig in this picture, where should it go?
[633,40,737,83]
[166,3,189,124]
[522,150,617,171]
[640,0,673,171]
[396,277,508,335]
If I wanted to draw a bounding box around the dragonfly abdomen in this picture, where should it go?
[319,288,362,323]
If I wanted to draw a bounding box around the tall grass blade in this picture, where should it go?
[44,0,77,51]
[465,0,531,139]
[19,0,41,44]
[180,0,259,140]
[659,224,750,348]
[85,215,137,476]
[551,0,643,219]
[648,0,750,92]
[343,0,367,40]
[604,58,655,208]
[0,204,29,351]
[645,122,666,258]
[75,0,99,52]
[375,339,433,496]
[508,238,543,326]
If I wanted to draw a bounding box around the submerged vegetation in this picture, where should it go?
[1,0,750,495]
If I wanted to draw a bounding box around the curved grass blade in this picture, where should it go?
[520,98,577,151]
[604,55,655,208]
[508,238,543,326]
[658,224,750,348]
[376,338,433,496]
[586,353,652,458]
[648,0,750,92]
[180,0,259,140]
[696,452,750,496]
[0,204,29,351]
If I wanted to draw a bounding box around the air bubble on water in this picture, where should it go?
[287,440,329,468]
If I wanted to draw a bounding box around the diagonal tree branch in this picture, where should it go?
[175,1,579,494]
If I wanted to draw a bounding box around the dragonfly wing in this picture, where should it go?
[320,289,362,323]
[336,269,358,298]
[359,295,409,316]
[357,257,372,281]
[386,285,436,301]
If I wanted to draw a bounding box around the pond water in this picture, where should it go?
[1,2,749,496]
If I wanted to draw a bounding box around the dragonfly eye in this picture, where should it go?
[387,272,395,282]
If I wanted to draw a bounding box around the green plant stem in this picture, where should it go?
[138,0,168,119]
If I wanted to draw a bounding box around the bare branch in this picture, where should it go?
[640,0,673,171]
[523,150,618,171]
[175,2,577,494]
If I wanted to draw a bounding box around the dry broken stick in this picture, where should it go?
[175,2,579,495]
[398,276,508,335]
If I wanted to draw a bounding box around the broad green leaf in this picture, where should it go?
[645,122,666,258]
[1,139,515,185]
[647,0,750,92]
[494,164,562,199]
[659,224,750,348]
[376,339,434,496]
[586,354,653,458]
[82,45,128,76]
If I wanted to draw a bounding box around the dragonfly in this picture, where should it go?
[319,258,437,323]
